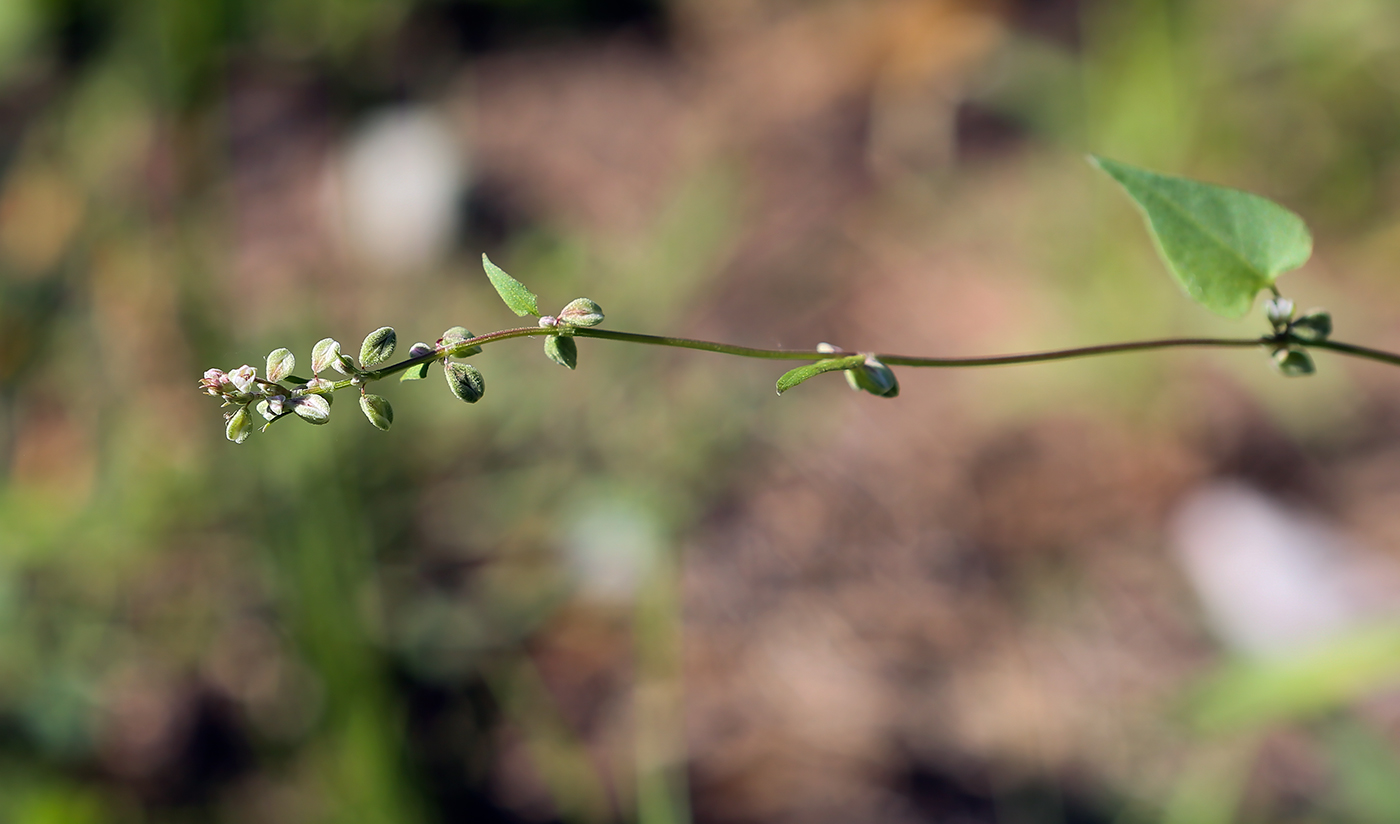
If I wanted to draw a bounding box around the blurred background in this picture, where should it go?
[6,0,1400,821]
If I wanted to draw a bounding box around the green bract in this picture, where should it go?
[311,338,341,375]
[1091,156,1313,319]
[445,362,485,403]
[483,254,540,317]
[441,326,482,358]
[544,335,577,369]
[266,348,294,383]
[359,327,397,368]
[558,298,604,328]
[359,393,393,430]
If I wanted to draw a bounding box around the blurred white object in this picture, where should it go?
[1171,482,1397,658]
[561,498,663,603]
[328,106,465,272]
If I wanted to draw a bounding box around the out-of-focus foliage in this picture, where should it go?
[7,1,1400,823]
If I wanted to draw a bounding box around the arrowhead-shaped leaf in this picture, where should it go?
[776,355,865,395]
[1090,156,1313,318]
[483,254,540,317]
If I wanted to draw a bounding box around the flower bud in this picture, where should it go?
[558,297,604,327]
[1265,296,1294,330]
[266,348,295,382]
[538,316,559,328]
[292,393,332,424]
[200,368,231,395]
[401,342,434,381]
[1272,347,1315,377]
[440,327,482,358]
[311,338,341,375]
[544,334,578,369]
[359,393,394,431]
[445,362,485,403]
[225,406,254,443]
[816,342,842,354]
[359,326,397,368]
[1290,309,1332,342]
[845,354,899,398]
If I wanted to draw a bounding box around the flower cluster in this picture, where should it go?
[200,349,334,444]
[200,322,501,443]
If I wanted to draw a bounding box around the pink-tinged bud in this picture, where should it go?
[229,365,258,394]
[266,348,295,382]
[538,316,558,328]
[200,369,231,395]
[558,298,603,327]
[311,338,341,375]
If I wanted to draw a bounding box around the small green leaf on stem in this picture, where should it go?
[776,355,865,395]
[359,326,397,368]
[483,254,540,317]
[445,362,485,403]
[1090,156,1313,319]
[545,334,578,369]
[266,348,295,382]
[359,393,394,430]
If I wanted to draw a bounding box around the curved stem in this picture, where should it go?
[322,326,1400,395]
[576,328,1273,367]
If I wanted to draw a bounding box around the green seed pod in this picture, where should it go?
[359,393,394,431]
[292,393,332,424]
[311,338,341,375]
[440,327,482,358]
[445,362,485,403]
[1273,347,1316,377]
[558,297,604,328]
[359,326,397,368]
[1290,309,1332,342]
[544,334,578,369]
[845,354,899,398]
[266,348,295,383]
[225,406,254,443]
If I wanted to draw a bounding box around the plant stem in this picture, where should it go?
[1304,339,1400,368]
[325,326,1400,393]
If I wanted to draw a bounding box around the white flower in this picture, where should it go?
[229,365,258,394]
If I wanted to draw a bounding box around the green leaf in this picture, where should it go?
[483,254,540,317]
[1090,155,1313,318]
[775,355,865,395]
